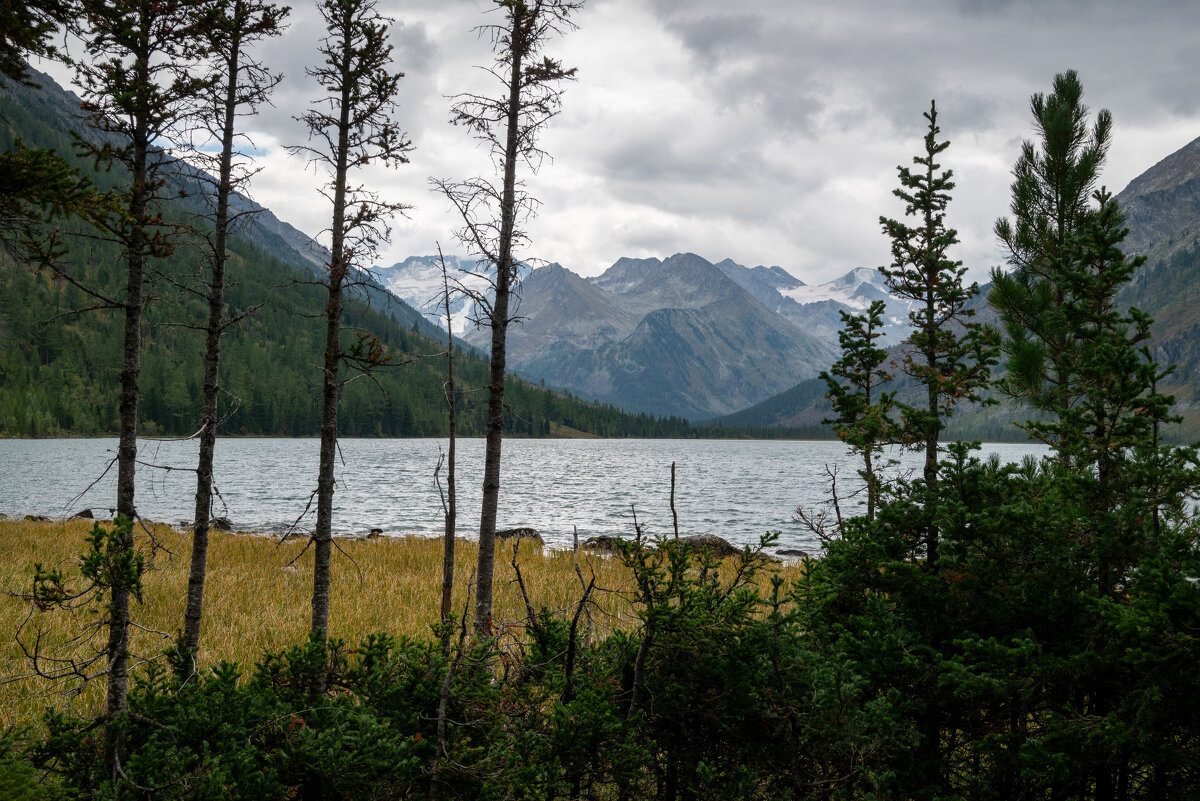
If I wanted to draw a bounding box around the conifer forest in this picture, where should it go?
[2,1,1200,799]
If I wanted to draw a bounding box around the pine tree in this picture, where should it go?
[989,70,1111,427]
[434,0,582,635]
[1039,189,1178,593]
[291,0,412,648]
[986,73,1200,795]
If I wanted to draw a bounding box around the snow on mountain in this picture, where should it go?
[779,266,891,309]
[714,261,912,346]
[471,253,836,419]
[369,255,499,336]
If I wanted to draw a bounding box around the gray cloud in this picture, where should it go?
[131,0,1200,284]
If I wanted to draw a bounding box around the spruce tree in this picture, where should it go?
[69,0,211,776]
[181,0,288,666]
[0,0,70,86]
[879,99,996,564]
[820,300,895,522]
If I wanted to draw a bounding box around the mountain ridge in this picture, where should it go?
[716,132,1200,439]
[373,251,922,419]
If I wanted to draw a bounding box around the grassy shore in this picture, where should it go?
[0,518,801,728]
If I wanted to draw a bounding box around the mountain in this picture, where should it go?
[715,261,912,345]
[371,251,918,420]
[457,253,837,419]
[717,133,1200,439]
[1117,136,1200,264]
[369,255,495,337]
[1116,134,1200,425]
[0,69,710,440]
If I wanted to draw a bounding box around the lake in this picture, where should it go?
[0,438,1047,554]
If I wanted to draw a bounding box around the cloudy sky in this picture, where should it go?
[44,0,1200,284]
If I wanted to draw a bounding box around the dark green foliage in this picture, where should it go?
[808,441,1200,799]
[0,0,70,87]
[990,70,1113,421]
[821,300,895,520]
[0,144,102,267]
[0,727,65,801]
[879,100,996,466]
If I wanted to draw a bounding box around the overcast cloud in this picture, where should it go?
[43,0,1200,283]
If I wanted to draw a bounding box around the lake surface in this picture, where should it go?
[0,438,1046,554]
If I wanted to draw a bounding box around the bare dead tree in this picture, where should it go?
[435,244,459,653]
[670,461,679,539]
[180,0,289,670]
[289,0,412,653]
[432,0,582,637]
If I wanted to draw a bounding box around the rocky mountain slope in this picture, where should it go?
[1116,134,1200,414]
[374,252,842,419]
[1117,136,1200,264]
[372,251,920,419]
[720,133,1200,439]
[496,253,836,419]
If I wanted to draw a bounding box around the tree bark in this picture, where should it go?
[474,12,526,636]
[184,23,241,661]
[440,263,457,650]
[106,25,152,771]
[311,38,353,645]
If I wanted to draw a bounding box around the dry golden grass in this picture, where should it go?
[0,518,802,728]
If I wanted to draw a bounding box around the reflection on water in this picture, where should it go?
[0,438,1046,553]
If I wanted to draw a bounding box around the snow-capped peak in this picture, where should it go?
[779,266,887,310]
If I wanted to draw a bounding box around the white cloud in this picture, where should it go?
[41,0,1200,284]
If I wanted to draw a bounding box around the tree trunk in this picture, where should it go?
[474,15,525,636]
[440,260,457,651]
[184,33,241,661]
[311,46,353,646]
[311,274,343,644]
[924,335,939,568]
[106,74,151,776]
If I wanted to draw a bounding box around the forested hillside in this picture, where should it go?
[0,76,703,440]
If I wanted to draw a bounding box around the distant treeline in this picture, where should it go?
[0,89,756,442]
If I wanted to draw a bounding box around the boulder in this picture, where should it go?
[72,508,94,520]
[23,514,50,523]
[210,516,234,532]
[679,533,741,558]
[776,548,810,559]
[496,527,543,545]
[368,528,384,539]
[582,535,623,553]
